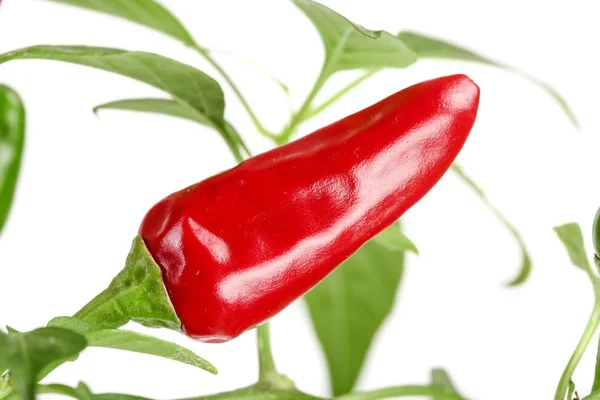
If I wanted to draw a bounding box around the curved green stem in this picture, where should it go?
[306,69,378,121]
[204,47,291,101]
[337,385,467,400]
[555,307,600,400]
[450,164,531,286]
[555,258,600,400]
[194,46,277,140]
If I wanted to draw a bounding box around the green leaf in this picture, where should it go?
[44,0,196,47]
[0,46,247,161]
[292,0,417,74]
[48,317,217,375]
[372,223,418,254]
[585,390,600,400]
[398,31,579,130]
[430,368,461,400]
[554,223,591,271]
[451,164,531,286]
[0,328,86,400]
[304,222,409,396]
[36,383,151,400]
[92,98,246,157]
[188,385,325,400]
[94,98,212,126]
[0,85,26,236]
[0,46,223,119]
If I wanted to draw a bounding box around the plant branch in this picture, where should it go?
[194,46,277,140]
[306,69,378,120]
[204,47,291,105]
[555,258,600,400]
[336,385,467,400]
[257,323,277,382]
[277,66,330,145]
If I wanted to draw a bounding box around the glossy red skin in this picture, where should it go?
[139,74,480,342]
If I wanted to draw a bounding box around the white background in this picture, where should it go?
[1,1,599,399]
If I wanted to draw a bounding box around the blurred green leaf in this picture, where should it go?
[48,317,217,375]
[431,368,462,400]
[451,164,531,285]
[293,0,417,74]
[554,223,591,271]
[0,85,25,236]
[398,31,579,129]
[0,328,86,400]
[44,0,196,47]
[585,390,600,400]
[185,385,324,399]
[304,222,413,396]
[35,383,151,400]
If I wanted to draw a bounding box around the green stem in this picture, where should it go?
[450,164,531,286]
[555,307,600,400]
[257,323,277,382]
[277,67,329,145]
[555,258,600,400]
[306,69,378,120]
[204,47,291,100]
[337,385,467,400]
[194,46,277,140]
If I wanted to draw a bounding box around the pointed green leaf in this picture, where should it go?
[93,98,246,158]
[44,0,196,47]
[48,317,217,375]
[554,223,591,271]
[304,222,409,396]
[0,85,26,236]
[0,46,223,119]
[431,368,462,400]
[94,99,249,158]
[451,164,531,286]
[0,46,248,161]
[94,98,212,126]
[0,328,86,400]
[293,0,417,74]
[398,31,579,129]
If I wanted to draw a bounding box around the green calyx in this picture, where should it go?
[74,236,181,331]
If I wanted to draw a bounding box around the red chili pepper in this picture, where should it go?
[135,74,480,342]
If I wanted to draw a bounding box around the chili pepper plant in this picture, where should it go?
[0,1,594,400]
